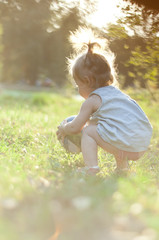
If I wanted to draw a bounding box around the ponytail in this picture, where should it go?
[68,28,118,87]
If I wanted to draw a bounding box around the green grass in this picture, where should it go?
[0,88,159,240]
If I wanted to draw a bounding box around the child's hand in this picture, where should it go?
[56,122,66,143]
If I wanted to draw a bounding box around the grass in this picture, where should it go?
[0,87,159,240]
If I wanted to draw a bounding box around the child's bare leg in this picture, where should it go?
[81,124,116,167]
[115,150,145,170]
[115,156,129,170]
[81,126,98,167]
[81,124,129,170]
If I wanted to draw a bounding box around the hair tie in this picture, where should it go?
[87,42,101,54]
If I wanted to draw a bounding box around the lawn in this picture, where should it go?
[0,87,159,240]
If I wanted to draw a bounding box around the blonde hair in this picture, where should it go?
[68,27,118,88]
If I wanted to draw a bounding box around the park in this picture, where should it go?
[0,0,159,240]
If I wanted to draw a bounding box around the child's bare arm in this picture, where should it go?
[56,95,101,140]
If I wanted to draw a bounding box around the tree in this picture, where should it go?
[43,7,82,86]
[117,3,159,88]
[124,0,159,12]
[0,0,97,85]
[102,23,146,88]
[127,37,159,88]
[0,0,54,85]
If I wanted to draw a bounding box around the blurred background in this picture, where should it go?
[0,2,159,240]
[0,0,159,89]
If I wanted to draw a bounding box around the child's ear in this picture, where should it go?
[84,76,94,87]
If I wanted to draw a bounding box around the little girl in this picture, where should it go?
[56,30,152,175]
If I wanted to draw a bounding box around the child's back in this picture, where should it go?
[90,85,152,152]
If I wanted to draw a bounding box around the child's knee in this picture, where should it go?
[82,126,91,137]
[82,125,95,138]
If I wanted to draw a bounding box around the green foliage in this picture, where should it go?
[106,23,128,40]
[0,0,54,84]
[127,38,159,87]
[0,0,95,85]
[106,23,147,88]
[105,5,159,89]
[0,89,158,240]
[120,2,159,38]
